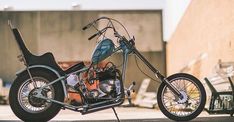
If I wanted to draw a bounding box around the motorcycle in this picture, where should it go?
[8,17,206,121]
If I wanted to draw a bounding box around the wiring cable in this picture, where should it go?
[134,55,161,84]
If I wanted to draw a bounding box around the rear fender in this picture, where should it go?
[16,65,67,98]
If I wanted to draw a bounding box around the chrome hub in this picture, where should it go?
[177,91,188,104]
[28,88,47,107]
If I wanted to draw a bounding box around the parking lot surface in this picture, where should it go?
[0,105,234,122]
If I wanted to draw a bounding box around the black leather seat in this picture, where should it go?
[28,52,85,75]
[27,52,66,75]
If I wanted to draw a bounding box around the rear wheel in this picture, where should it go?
[157,73,206,121]
[9,70,64,122]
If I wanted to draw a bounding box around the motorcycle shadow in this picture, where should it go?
[0,116,234,122]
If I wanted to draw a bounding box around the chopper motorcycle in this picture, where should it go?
[8,17,206,121]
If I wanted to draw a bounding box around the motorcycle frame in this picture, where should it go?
[33,37,182,110]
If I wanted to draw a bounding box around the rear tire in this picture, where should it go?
[9,70,64,122]
[157,73,206,121]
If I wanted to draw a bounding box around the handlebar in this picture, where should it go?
[83,16,132,43]
[82,24,91,30]
[88,27,113,40]
[82,17,110,31]
[88,33,99,40]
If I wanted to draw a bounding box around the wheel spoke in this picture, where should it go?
[18,77,54,113]
[172,81,181,91]
[185,82,193,89]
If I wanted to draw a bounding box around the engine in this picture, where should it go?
[67,62,121,103]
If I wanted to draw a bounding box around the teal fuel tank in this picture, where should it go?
[91,39,115,64]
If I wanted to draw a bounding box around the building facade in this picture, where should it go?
[167,0,234,97]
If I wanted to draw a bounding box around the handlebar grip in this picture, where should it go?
[83,17,109,31]
[82,26,88,30]
[88,33,99,40]
[82,23,92,31]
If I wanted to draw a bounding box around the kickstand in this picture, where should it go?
[112,107,120,122]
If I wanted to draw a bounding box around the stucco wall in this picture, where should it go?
[167,0,234,79]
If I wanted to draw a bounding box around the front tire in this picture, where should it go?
[9,70,64,122]
[157,73,206,121]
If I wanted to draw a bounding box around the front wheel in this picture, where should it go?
[157,73,206,121]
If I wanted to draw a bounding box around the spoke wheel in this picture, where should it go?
[157,73,206,121]
[9,70,64,122]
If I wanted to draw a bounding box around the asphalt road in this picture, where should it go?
[0,105,233,122]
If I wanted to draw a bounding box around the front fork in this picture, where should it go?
[119,38,183,99]
[155,73,182,99]
[132,48,183,99]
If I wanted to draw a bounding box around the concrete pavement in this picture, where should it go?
[0,105,234,122]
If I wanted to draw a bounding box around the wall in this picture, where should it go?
[167,0,234,99]
[167,0,234,77]
[0,11,165,91]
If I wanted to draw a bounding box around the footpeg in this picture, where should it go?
[125,81,136,106]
